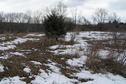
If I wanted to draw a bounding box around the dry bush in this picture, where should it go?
[85,45,106,73]
[102,57,126,77]
[86,50,126,77]
[85,32,126,77]
[109,32,126,65]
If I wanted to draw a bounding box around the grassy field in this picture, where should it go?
[0,31,126,84]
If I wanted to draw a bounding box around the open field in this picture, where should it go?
[0,31,126,84]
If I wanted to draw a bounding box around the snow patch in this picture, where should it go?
[67,56,87,66]
[31,69,77,84]
[10,52,24,56]
[23,68,31,73]
[98,50,110,58]
[75,70,126,84]
[0,38,39,51]
[26,33,45,37]
[49,45,59,49]
[0,64,4,72]
[0,45,16,50]
[0,76,26,84]
[31,61,42,65]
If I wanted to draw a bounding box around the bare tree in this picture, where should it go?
[71,8,78,25]
[46,1,67,17]
[92,8,108,31]
[3,13,28,23]
[56,1,67,16]
[0,12,4,33]
[4,13,14,23]
[0,12,4,22]
[25,10,32,23]
[32,10,43,24]
[82,17,91,25]
[108,12,120,23]
[12,13,26,23]
[92,8,108,24]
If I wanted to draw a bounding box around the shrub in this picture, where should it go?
[85,33,126,77]
[43,10,66,40]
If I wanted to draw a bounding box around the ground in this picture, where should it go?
[0,31,126,84]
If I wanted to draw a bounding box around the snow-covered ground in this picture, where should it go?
[0,38,39,51]
[0,31,126,84]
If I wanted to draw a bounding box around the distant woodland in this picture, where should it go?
[0,2,126,34]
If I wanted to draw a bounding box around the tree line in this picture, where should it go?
[0,2,126,34]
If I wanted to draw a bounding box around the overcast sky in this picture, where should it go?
[0,0,126,22]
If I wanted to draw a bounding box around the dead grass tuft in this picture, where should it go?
[85,32,126,77]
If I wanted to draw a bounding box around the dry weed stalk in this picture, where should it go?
[85,31,126,77]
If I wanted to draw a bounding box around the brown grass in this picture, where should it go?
[0,33,27,43]
[85,32,126,77]
[1,31,125,83]
[0,33,79,83]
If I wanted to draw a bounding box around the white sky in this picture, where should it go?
[0,0,126,22]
